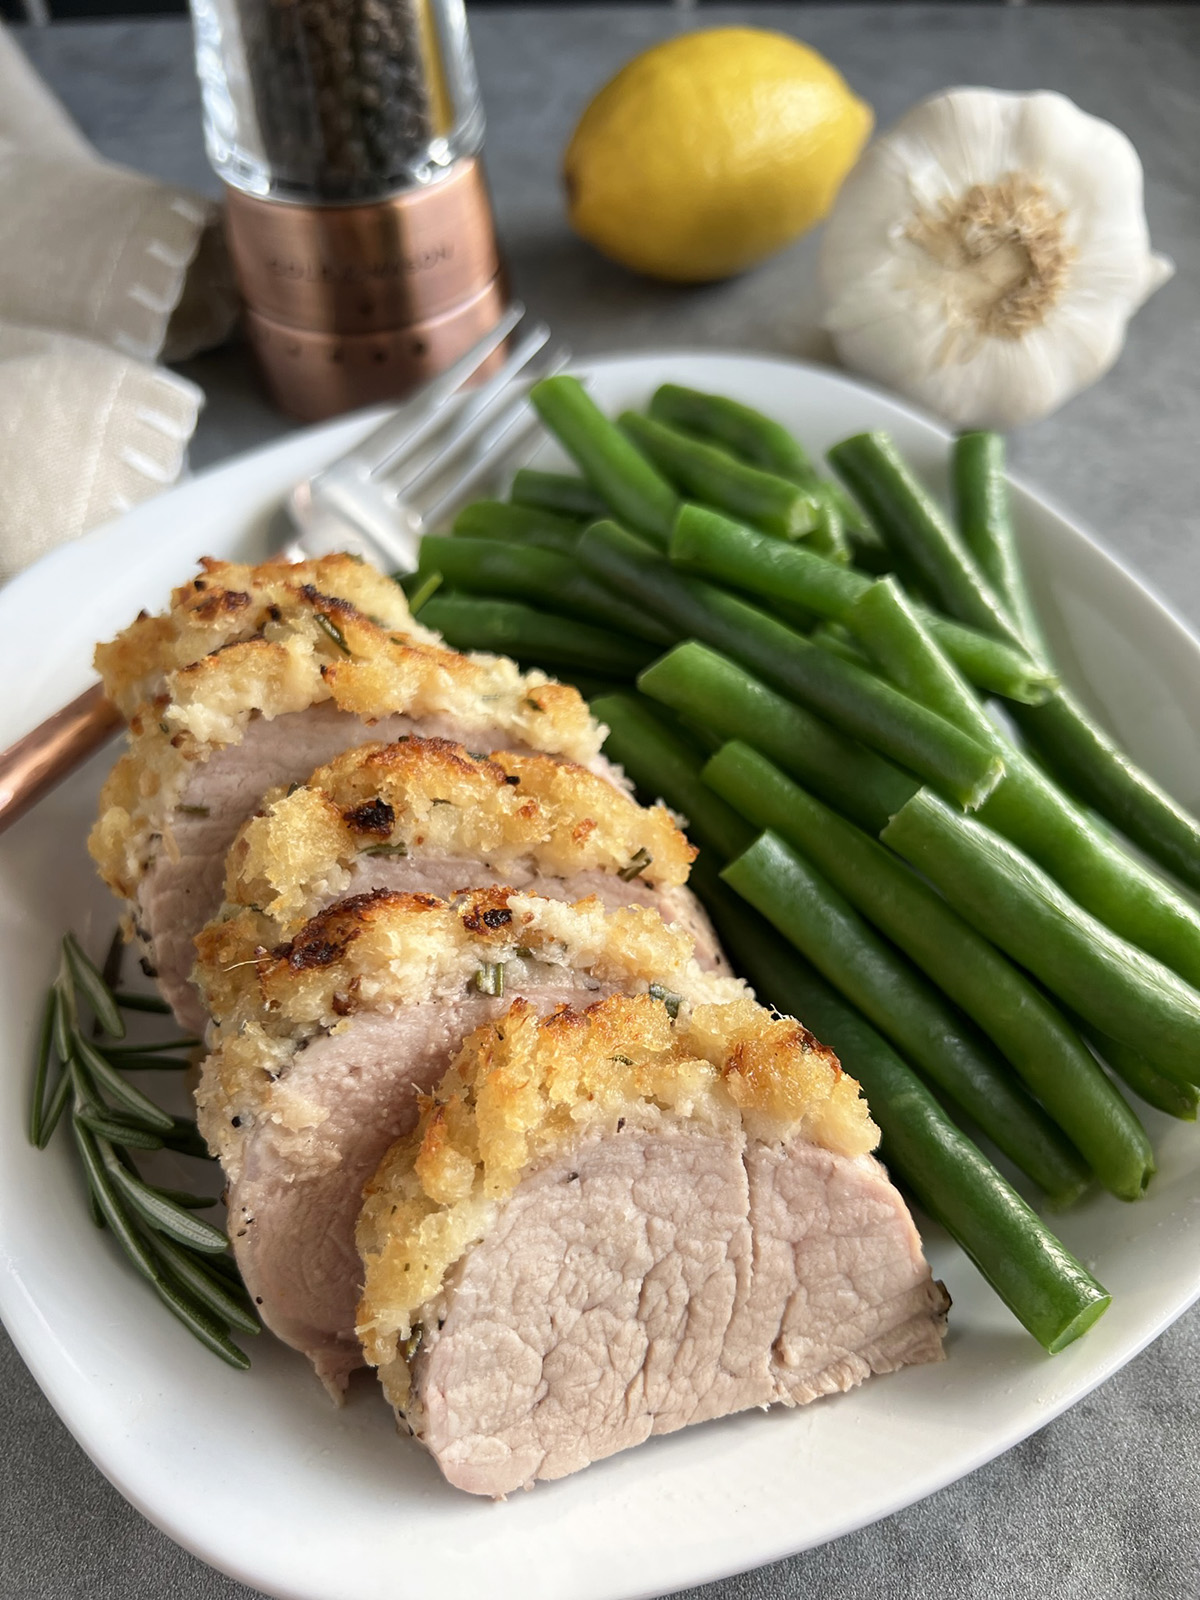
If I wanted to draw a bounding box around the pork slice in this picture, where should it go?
[408,1122,949,1497]
[138,702,571,1030]
[227,974,616,1396]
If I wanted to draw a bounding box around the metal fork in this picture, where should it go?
[0,303,568,834]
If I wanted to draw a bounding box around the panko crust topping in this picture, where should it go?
[196,887,708,1036]
[356,991,878,1399]
[88,556,603,898]
[223,736,695,933]
[193,888,742,1175]
[95,555,432,715]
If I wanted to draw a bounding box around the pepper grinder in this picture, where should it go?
[188,0,507,420]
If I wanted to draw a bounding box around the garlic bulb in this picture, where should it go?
[820,88,1174,429]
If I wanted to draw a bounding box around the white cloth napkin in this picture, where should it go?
[0,24,239,582]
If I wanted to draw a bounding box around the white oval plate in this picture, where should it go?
[3,353,1200,1600]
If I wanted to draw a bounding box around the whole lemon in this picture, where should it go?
[564,29,873,283]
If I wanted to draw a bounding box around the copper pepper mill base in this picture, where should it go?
[224,157,508,422]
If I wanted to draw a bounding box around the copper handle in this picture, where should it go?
[0,684,122,835]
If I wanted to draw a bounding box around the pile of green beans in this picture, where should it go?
[403,373,1200,1352]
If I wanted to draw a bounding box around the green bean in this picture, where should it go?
[882,788,1200,1088]
[638,641,918,833]
[849,577,1200,991]
[721,831,1090,1204]
[620,412,820,540]
[529,376,680,544]
[806,486,852,565]
[1081,1028,1199,1121]
[509,468,609,521]
[953,432,1044,650]
[417,594,656,678]
[647,383,873,539]
[591,694,753,862]
[1011,689,1200,897]
[691,857,1109,1352]
[809,623,875,671]
[706,741,1153,1200]
[417,534,674,646]
[840,433,1200,891]
[452,499,583,555]
[670,505,1055,704]
[586,716,1107,1343]
[579,522,1003,808]
[648,384,820,486]
[829,432,1027,650]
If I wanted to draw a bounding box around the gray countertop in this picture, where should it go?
[5,6,1200,1597]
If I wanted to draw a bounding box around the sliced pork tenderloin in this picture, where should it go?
[357,991,949,1497]
[217,735,725,976]
[89,555,605,1028]
[194,887,732,1395]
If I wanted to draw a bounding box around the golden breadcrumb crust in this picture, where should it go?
[356,991,878,1404]
[194,887,741,1175]
[95,554,432,715]
[223,736,695,932]
[89,556,601,899]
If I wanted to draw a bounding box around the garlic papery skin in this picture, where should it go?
[820,88,1174,429]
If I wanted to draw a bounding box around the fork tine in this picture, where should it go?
[393,334,564,509]
[336,301,527,480]
[417,349,573,529]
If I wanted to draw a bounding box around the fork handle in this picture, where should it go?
[0,684,123,835]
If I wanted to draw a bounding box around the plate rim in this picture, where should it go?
[3,347,1200,1600]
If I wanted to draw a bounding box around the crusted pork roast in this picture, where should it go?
[193,889,732,1393]
[88,551,950,1497]
[355,973,950,1496]
[218,734,724,964]
[89,556,607,1029]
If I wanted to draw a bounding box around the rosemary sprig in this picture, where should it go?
[30,933,257,1369]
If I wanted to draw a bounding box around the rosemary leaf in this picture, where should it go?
[177,804,210,818]
[104,1159,229,1254]
[72,1032,174,1132]
[475,961,505,997]
[105,1038,201,1056]
[405,569,443,617]
[36,1066,73,1150]
[617,847,654,883]
[315,612,351,654]
[103,1054,195,1072]
[204,1252,247,1289]
[87,1186,107,1230]
[648,982,682,1021]
[360,841,409,858]
[161,1118,214,1161]
[28,990,55,1147]
[153,1187,219,1210]
[112,992,171,1015]
[75,1108,165,1151]
[150,1275,251,1370]
[101,928,124,992]
[67,1056,104,1119]
[64,933,125,1038]
[148,1235,260,1338]
[51,980,74,1063]
[72,1127,160,1282]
